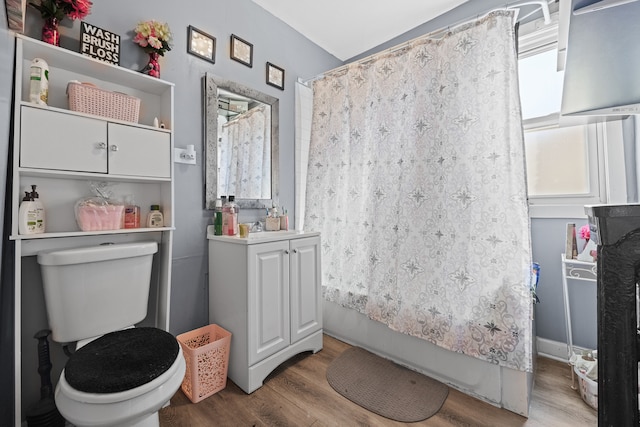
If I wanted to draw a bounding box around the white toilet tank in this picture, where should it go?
[37,241,158,343]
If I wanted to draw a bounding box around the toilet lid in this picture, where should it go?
[64,327,179,394]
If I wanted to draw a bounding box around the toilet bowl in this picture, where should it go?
[37,242,185,427]
[55,328,185,427]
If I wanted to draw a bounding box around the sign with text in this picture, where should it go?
[80,22,120,65]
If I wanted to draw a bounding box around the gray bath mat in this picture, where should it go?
[326,346,449,422]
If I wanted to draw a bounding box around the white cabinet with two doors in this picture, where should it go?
[207,229,323,393]
[20,106,170,178]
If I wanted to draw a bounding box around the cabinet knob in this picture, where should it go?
[285,250,289,254]
[97,142,107,149]
[293,249,298,254]
[110,144,119,152]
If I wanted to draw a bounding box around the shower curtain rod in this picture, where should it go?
[298,0,551,86]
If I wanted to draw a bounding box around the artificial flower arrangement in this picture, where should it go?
[133,20,172,56]
[29,0,92,45]
[29,0,92,22]
[133,20,172,78]
[579,224,590,241]
[577,224,597,262]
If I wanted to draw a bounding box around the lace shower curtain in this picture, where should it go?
[304,11,533,371]
[218,104,271,199]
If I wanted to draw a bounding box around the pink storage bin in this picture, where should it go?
[76,204,124,231]
[67,82,140,123]
[177,324,231,403]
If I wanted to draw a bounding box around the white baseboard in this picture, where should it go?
[536,337,569,362]
[536,337,592,363]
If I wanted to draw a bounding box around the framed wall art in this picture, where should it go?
[187,25,216,64]
[266,62,285,90]
[230,34,253,67]
[80,22,120,65]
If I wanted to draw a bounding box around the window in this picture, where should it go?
[517,19,624,218]
[525,125,591,196]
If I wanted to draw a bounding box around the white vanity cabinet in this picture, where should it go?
[20,106,171,178]
[207,229,323,394]
[11,34,175,426]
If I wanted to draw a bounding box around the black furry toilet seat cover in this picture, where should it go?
[65,327,179,394]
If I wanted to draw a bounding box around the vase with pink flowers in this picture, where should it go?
[577,224,597,262]
[579,225,590,248]
[29,0,92,46]
[133,20,172,78]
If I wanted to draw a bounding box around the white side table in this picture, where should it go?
[560,253,596,388]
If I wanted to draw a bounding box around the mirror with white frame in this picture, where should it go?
[204,73,279,209]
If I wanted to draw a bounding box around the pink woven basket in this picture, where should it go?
[67,82,140,123]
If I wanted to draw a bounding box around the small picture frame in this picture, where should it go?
[187,26,216,64]
[266,62,285,90]
[230,34,253,67]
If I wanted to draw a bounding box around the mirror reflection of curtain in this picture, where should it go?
[304,11,533,372]
[218,104,271,199]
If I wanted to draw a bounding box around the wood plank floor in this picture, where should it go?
[160,334,597,426]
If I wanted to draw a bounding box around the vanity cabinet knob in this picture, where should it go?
[110,144,119,152]
[97,142,107,149]
[292,249,298,254]
[284,250,289,254]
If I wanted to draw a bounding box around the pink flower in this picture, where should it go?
[29,0,92,21]
[133,20,172,56]
[133,33,149,48]
[64,0,91,20]
[579,225,590,240]
[148,36,163,50]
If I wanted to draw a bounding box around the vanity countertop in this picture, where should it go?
[206,225,319,244]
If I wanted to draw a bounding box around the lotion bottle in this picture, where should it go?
[228,195,239,236]
[147,205,164,228]
[29,58,49,106]
[222,196,238,236]
[30,185,45,233]
[19,191,38,235]
[221,196,228,234]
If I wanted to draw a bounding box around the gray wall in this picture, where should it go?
[69,0,342,336]
[531,219,596,349]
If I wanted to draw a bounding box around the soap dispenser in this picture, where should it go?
[222,196,238,236]
[30,185,45,233]
[123,195,141,228]
[19,191,38,235]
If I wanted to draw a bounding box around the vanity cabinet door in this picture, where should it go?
[290,236,322,344]
[248,240,290,365]
[107,123,171,178]
[20,106,107,173]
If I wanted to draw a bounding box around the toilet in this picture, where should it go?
[37,241,186,427]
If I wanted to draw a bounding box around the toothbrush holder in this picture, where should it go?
[265,217,280,231]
